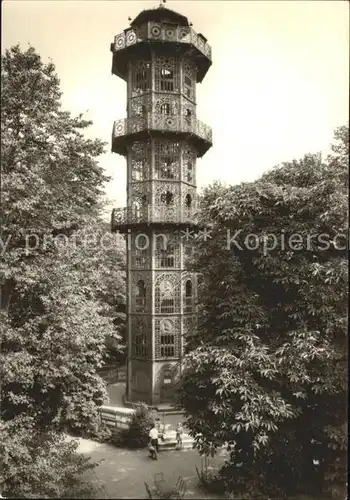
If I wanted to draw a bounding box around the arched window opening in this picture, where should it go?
[133,62,151,94]
[163,156,175,179]
[186,161,193,183]
[185,279,193,313]
[160,191,174,206]
[159,320,175,358]
[133,159,145,181]
[185,194,192,207]
[184,75,192,98]
[155,280,175,314]
[136,280,146,312]
[160,103,171,115]
[160,243,175,268]
[155,141,180,180]
[133,319,149,357]
[161,68,174,91]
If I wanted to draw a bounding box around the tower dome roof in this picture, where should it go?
[130,5,190,28]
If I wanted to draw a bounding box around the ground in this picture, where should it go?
[76,437,227,499]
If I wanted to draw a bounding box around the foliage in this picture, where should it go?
[0,45,126,496]
[176,124,348,498]
[120,403,155,449]
[0,416,97,498]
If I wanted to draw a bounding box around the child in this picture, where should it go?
[176,422,183,449]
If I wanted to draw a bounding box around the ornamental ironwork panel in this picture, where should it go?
[131,271,151,313]
[154,231,181,269]
[183,276,194,313]
[183,58,197,102]
[182,185,197,209]
[182,144,197,184]
[154,181,180,206]
[125,30,137,47]
[130,60,151,97]
[112,205,198,226]
[130,141,152,182]
[155,316,181,359]
[131,315,151,358]
[154,272,181,314]
[129,95,152,118]
[154,139,181,181]
[129,181,151,210]
[112,116,212,145]
[155,56,181,93]
[155,95,181,116]
[113,24,212,63]
[130,232,151,269]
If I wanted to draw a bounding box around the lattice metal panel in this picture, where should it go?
[133,23,148,41]
[130,232,151,269]
[183,58,197,101]
[155,317,181,359]
[182,185,197,209]
[129,181,151,209]
[131,271,151,313]
[155,56,180,93]
[155,95,181,116]
[154,139,181,181]
[129,95,152,118]
[131,315,151,358]
[183,275,194,313]
[182,145,197,184]
[182,101,196,122]
[154,231,181,269]
[154,182,180,206]
[154,272,181,314]
[183,242,195,266]
[130,141,152,182]
[131,59,151,97]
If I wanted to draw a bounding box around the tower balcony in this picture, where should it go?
[112,114,212,157]
[111,205,198,232]
[111,21,211,82]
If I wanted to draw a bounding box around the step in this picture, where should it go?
[158,432,194,451]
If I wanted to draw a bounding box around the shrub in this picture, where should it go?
[121,403,154,449]
[0,417,98,498]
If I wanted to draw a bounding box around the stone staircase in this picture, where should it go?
[158,430,194,451]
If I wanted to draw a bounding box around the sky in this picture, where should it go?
[2,0,349,211]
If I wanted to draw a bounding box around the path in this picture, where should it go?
[76,437,228,499]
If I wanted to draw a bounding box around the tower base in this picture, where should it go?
[127,358,181,406]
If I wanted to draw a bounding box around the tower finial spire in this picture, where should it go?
[159,0,166,8]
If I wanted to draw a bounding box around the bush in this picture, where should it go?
[0,417,98,498]
[121,403,154,449]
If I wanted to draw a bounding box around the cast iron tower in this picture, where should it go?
[111,4,212,405]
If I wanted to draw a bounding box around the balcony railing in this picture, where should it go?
[112,22,212,62]
[112,205,198,229]
[112,114,212,144]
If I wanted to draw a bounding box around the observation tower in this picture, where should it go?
[111,2,212,405]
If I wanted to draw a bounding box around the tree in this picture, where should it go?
[176,124,348,498]
[0,45,125,496]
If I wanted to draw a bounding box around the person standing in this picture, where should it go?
[176,422,183,449]
[149,423,159,459]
